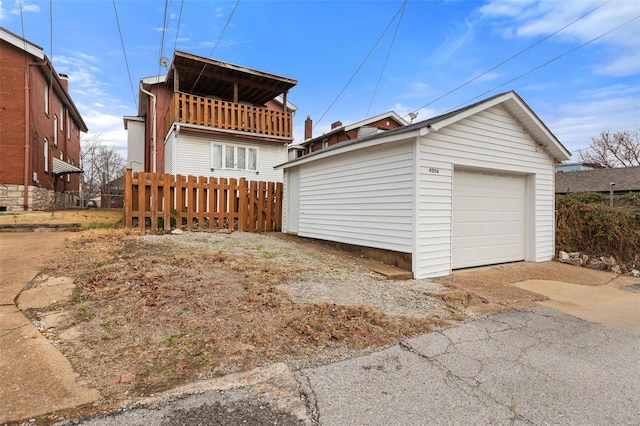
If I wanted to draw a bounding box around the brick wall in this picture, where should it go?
[0,39,83,208]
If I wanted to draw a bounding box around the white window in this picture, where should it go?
[322,138,329,149]
[237,147,246,170]
[53,115,58,146]
[224,145,234,168]
[211,143,257,171]
[247,148,257,171]
[211,144,222,168]
[60,106,64,130]
[44,83,49,114]
[60,150,64,160]
[67,112,70,139]
[43,139,49,172]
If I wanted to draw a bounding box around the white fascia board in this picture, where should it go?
[273,95,298,112]
[123,115,144,130]
[0,27,44,60]
[277,129,420,170]
[343,111,409,132]
[141,75,167,85]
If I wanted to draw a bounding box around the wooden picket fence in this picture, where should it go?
[123,169,282,232]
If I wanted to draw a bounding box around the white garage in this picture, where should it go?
[278,91,571,278]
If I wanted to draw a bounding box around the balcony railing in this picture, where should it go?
[165,92,292,139]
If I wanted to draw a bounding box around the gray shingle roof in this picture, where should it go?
[555,166,640,193]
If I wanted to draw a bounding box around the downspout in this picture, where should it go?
[23,59,47,209]
[139,81,157,173]
[23,61,30,209]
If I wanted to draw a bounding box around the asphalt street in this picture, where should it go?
[61,305,640,425]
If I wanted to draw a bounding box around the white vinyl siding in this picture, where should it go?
[126,119,146,172]
[415,104,555,277]
[297,140,414,253]
[172,132,286,182]
[414,159,453,278]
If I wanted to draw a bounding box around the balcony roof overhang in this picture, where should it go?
[166,50,297,106]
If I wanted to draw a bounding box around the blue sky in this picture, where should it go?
[1,0,639,162]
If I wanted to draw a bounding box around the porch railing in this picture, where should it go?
[164,92,292,139]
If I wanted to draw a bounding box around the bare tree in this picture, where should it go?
[579,128,640,168]
[81,135,126,202]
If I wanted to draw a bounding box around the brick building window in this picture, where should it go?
[53,115,58,146]
[44,84,49,115]
[44,139,49,172]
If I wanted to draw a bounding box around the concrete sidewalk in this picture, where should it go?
[0,233,100,424]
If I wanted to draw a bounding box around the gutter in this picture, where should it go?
[23,59,47,209]
[139,81,157,173]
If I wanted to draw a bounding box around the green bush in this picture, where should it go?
[556,193,640,267]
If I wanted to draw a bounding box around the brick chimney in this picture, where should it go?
[304,116,312,140]
[331,120,342,129]
[58,73,69,91]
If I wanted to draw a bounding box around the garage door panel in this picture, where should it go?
[452,169,525,269]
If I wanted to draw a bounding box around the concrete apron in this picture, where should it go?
[0,233,100,424]
[514,279,640,334]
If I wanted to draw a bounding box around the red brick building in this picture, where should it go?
[0,27,87,211]
[291,111,408,158]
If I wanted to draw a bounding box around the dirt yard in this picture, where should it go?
[12,210,616,420]
[25,228,461,417]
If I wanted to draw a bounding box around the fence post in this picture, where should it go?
[137,172,147,231]
[238,178,247,231]
[163,174,171,231]
[275,182,283,231]
[150,172,159,231]
[124,169,133,228]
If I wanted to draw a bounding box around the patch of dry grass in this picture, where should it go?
[0,209,122,226]
[39,232,445,408]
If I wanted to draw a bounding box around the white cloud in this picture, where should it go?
[479,0,640,76]
[0,1,7,21]
[10,0,39,15]
[546,89,640,160]
[429,19,476,64]
[53,50,130,154]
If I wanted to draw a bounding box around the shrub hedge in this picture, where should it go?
[556,193,640,268]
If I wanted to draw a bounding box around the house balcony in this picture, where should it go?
[165,91,293,140]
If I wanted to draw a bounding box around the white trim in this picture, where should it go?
[0,27,44,59]
[175,122,292,142]
[210,142,259,172]
[277,129,421,170]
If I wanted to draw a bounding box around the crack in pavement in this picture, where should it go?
[400,324,538,425]
[293,370,320,425]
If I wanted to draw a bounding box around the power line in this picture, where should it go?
[112,0,138,110]
[405,1,611,119]
[157,0,169,76]
[172,0,184,54]
[313,0,408,130]
[365,0,407,118]
[449,15,640,112]
[190,0,241,93]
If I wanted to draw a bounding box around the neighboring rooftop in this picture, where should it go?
[555,166,640,193]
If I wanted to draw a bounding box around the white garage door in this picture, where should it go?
[452,169,525,269]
